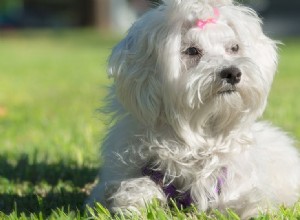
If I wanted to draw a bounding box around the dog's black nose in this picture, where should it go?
[220,67,242,85]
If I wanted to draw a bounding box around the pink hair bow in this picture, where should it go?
[196,8,220,29]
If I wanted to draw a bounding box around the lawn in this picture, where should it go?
[0,30,299,219]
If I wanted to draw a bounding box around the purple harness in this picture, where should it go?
[142,166,227,208]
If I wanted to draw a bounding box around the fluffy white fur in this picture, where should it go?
[87,0,300,218]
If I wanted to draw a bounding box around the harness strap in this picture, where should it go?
[142,166,192,208]
[142,166,227,208]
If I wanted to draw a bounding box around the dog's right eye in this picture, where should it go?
[184,47,202,56]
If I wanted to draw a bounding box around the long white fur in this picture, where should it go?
[87,0,300,218]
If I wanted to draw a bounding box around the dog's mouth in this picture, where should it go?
[217,86,237,95]
[218,89,237,95]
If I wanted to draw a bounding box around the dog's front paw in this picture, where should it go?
[108,177,167,213]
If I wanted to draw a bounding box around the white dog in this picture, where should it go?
[88,0,300,218]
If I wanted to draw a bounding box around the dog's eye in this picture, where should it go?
[184,47,202,56]
[231,44,239,53]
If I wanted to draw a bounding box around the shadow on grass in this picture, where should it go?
[0,154,98,187]
[0,192,87,216]
[0,154,99,216]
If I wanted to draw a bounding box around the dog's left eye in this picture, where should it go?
[184,47,202,56]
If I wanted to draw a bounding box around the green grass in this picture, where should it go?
[0,30,300,219]
[0,29,116,218]
[264,39,300,141]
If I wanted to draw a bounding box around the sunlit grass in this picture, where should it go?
[264,38,300,144]
[0,29,117,217]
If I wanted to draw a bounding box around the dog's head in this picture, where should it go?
[108,0,277,140]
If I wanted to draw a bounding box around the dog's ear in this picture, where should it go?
[108,14,163,127]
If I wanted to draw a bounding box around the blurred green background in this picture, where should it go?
[0,0,299,218]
